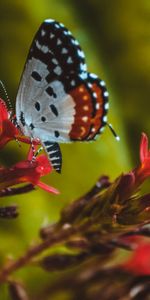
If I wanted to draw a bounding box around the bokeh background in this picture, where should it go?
[0,0,150,298]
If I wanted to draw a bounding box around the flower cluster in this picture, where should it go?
[123,238,150,275]
[0,98,59,201]
[135,132,150,185]
[0,97,150,299]
[0,98,19,148]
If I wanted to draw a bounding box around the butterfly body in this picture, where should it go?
[16,19,109,173]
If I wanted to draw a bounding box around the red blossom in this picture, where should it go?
[0,98,39,147]
[123,133,150,190]
[0,146,59,195]
[139,133,150,177]
[123,241,150,275]
[133,133,150,186]
[0,98,59,195]
[111,133,150,201]
[0,98,19,147]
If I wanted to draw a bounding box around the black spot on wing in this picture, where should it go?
[35,102,41,111]
[50,104,58,116]
[29,123,35,130]
[54,130,60,138]
[31,71,42,81]
[26,20,87,88]
[41,116,46,122]
[46,86,57,98]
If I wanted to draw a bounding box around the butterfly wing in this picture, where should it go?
[16,19,88,172]
[69,73,109,141]
[16,19,109,173]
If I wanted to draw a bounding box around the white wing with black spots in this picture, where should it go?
[16,19,87,142]
[15,19,109,173]
[16,58,75,142]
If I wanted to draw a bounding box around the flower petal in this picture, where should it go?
[36,181,60,194]
[123,242,150,275]
[140,133,149,163]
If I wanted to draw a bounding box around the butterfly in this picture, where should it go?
[15,19,110,173]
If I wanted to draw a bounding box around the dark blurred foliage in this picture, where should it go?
[0,0,150,299]
[0,168,150,299]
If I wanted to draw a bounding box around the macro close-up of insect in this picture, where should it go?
[0,2,149,300]
[13,19,113,173]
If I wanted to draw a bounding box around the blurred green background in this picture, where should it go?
[0,0,150,298]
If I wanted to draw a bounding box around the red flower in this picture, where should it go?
[0,98,59,195]
[136,133,150,181]
[0,98,19,148]
[123,241,150,275]
[118,133,150,195]
[0,146,59,195]
[0,98,39,147]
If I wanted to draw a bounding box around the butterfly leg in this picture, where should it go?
[30,137,37,162]
[14,137,21,147]
[35,146,43,157]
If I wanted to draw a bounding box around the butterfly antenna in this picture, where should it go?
[0,81,21,148]
[107,123,120,141]
[0,80,13,113]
